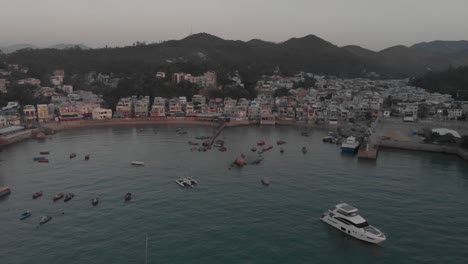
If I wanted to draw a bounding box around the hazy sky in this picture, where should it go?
[1,0,468,51]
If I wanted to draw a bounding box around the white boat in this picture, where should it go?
[341,136,360,153]
[175,178,192,188]
[320,203,386,244]
[130,161,145,166]
[186,177,198,185]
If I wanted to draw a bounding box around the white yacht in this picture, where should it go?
[340,136,360,153]
[175,178,192,188]
[186,177,198,185]
[130,161,145,166]
[320,203,386,244]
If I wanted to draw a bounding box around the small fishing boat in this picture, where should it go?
[188,141,199,146]
[302,147,307,154]
[257,140,265,146]
[32,191,43,199]
[0,186,12,197]
[251,147,257,152]
[124,192,132,201]
[202,142,210,147]
[64,193,75,202]
[214,139,225,145]
[91,197,99,206]
[251,157,264,165]
[38,159,49,163]
[84,154,90,160]
[53,193,64,201]
[276,140,286,145]
[262,178,271,186]
[190,147,198,151]
[39,215,52,225]
[69,153,76,159]
[219,146,227,152]
[33,157,46,161]
[263,146,273,152]
[280,148,284,154]
[39,151,50,155]
[130,161,145,166]
[20,211,31,220]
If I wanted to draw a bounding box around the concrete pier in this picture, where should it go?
[357,143,379,159]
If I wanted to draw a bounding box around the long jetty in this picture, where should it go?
[209,122,227,145]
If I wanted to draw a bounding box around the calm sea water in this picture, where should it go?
[1,125,468,264]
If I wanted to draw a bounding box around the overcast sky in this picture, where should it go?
[1,0,467,51]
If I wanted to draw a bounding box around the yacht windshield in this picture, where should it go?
[354,221,369,228]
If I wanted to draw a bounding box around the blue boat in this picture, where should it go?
[20,211,31,220]
[341,136,360,153]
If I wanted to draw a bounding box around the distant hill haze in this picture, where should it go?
[0,43,89,53]
[3,33,468,78]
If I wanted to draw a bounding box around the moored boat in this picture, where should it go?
[261,178,270,186]
[263,146,273,151]
[69,153,76,159]
[38,159,49,163]
[39,215,52,225]
[320,203,386,244]
[280,148,284,154]
[64,193,75,202]
[251,147,257,152]
[130,161,145,166]
[33,157,46,161]
[53,193,64,202]
[91,196,99,206]
[0,186,11,197]
[341,136,360,153]
[39,151,50,155]
[302,147,307,154]
[188,141,199,146]
[84,154,90,160]
[257,140,265,146]
[32,191,43,199]
[20,211,31,220]
[124,192,132,201]
[219,146,227,152]
[276,140,286,145]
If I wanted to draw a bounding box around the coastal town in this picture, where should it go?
[1,64,467,157]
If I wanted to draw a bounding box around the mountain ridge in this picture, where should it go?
[4,33,468,78]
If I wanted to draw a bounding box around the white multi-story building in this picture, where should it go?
[92,108,112,119]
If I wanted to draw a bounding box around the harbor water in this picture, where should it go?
[1,125,468,264]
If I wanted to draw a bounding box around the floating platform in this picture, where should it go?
[357,143,379,160]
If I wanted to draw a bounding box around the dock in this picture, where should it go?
[208,122,227,145]
[357,143,379,159]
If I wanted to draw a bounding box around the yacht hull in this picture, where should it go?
[320,214,385,244]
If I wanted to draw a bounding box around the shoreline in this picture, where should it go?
[38,118,341,132]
